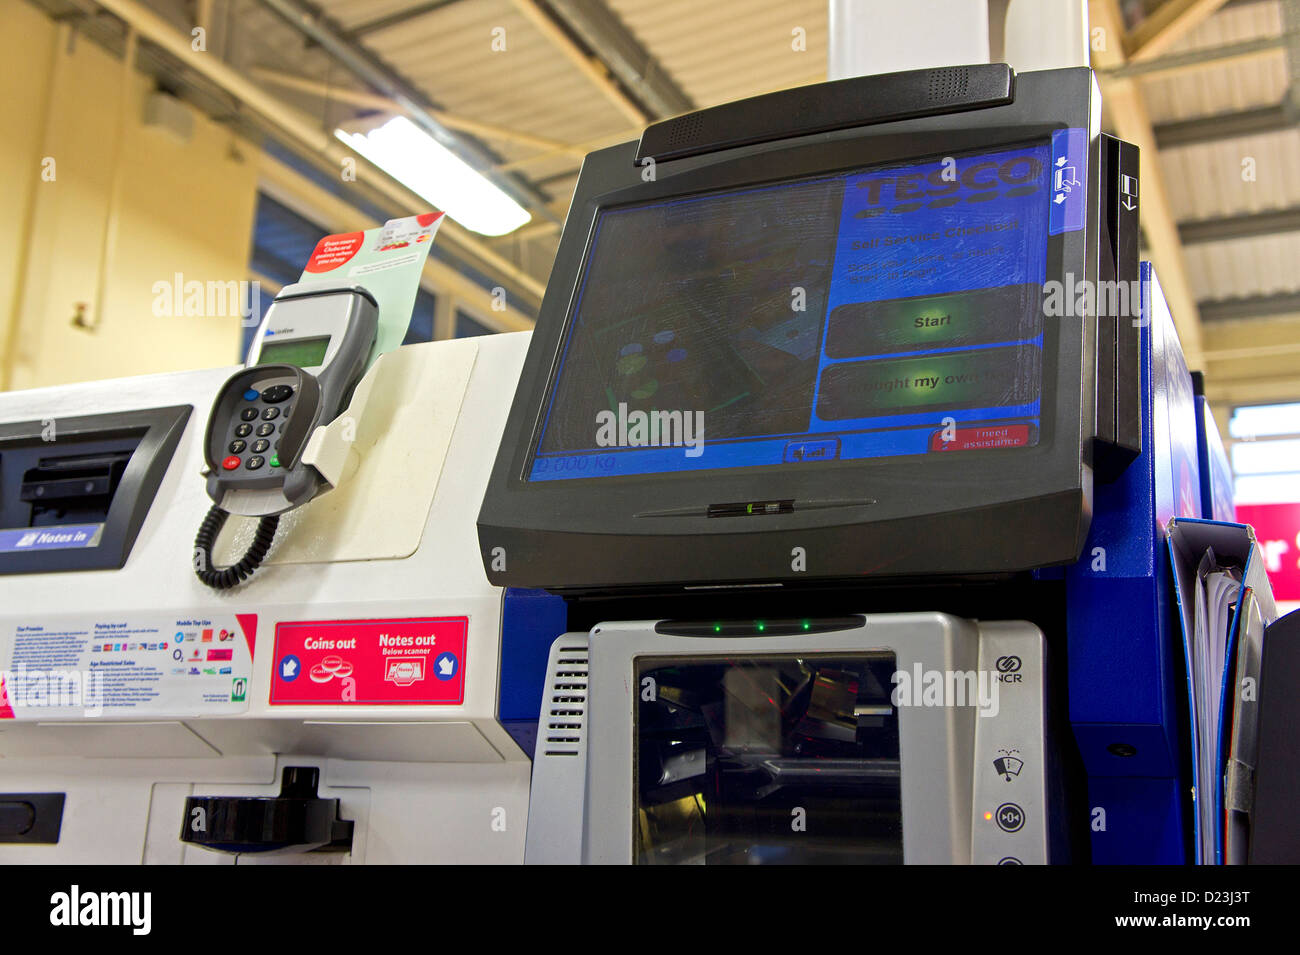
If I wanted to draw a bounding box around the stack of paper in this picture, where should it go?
[1189,549,1241,863]
[1170,518,1280,865]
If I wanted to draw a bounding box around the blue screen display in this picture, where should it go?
[529,137,1079,482]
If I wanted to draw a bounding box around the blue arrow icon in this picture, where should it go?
[434,652,458,681]
[280,655,300,681]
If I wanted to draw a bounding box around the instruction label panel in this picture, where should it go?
[0,613,256,719]
[269,617,467,706]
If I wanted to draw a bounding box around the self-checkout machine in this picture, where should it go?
[0,215,533,863]
[480,1,1214,864]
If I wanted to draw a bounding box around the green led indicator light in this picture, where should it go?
[755,621,766,632]
[713,623,722,633]
[802,620,811,631]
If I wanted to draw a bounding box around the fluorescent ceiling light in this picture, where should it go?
[1235,474,1300,505]
[336,117,531,237]
[1231,437,1300,476]
[1230,402,1300,439]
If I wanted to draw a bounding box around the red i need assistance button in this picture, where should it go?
[930,425,1031,452]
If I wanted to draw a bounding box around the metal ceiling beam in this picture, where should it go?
[507,219,563,242]
[1180,206,1300,244]
[1154,5,1300,148]
[350,0,466,37]
[1285,0,1300,87]
[254,0,560,222]
[542,0,693,119]
[1199,291,1300,321]
[1202,340,1300,361]
[1202,312,1300,364]
[251,66,398,111]
[1200,308,1300,404]
[1101,33,1286,79]
[85,0,548,299]
[1090,0,1205,363]
[1203,340,1300,360]
[1154,101,1297,148]
[509,0,651,125]
[494,127,639,171]
[534,168,580,187]
[1125,0,1231,62]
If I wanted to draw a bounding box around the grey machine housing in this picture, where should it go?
[524,613,1049,864]
[203,283,378,517]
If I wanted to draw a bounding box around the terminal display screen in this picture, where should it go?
[634,653,902,864]
[529,140,1062,482]
[256,336,330,368]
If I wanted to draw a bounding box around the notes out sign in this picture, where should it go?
[269,617,468,705]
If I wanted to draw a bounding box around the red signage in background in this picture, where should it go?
[1236,503,1300,601]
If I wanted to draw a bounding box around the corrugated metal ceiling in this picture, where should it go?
[314,0,637,195]
[1141,0,1286,122]
[606,0,828,106]
[69,0,1300,320]
[1142,1,1297,306]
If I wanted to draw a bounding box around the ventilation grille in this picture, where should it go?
[928,67,971,101]
[543,644,588,757]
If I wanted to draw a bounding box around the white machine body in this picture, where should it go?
[0,332,533,864]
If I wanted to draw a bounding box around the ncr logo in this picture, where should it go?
[49,885,151,936]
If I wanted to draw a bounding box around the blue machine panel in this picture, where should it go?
[1066,265,1200,863]
[1195,395,1236,523]
[1086,776,1187,865]
[499,587,568,757]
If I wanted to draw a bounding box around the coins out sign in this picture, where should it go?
[269,617,468,705]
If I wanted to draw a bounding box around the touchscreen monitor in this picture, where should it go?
[530,142,1051,482]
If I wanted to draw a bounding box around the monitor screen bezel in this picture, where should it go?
[478,67,1100,589]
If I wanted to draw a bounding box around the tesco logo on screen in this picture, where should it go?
[853,154,1044,216]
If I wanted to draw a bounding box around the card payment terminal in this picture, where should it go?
[194,282,377,589]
